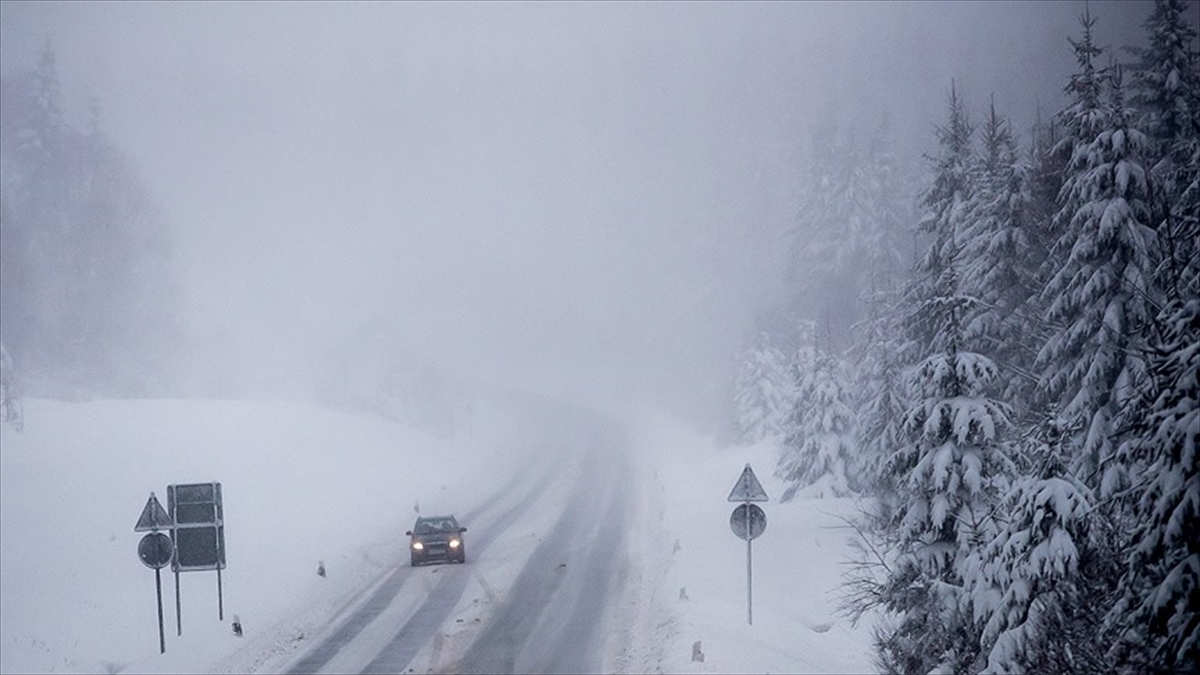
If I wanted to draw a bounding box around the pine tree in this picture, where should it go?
[878,249,1014,673]
[778,342,859,500]
[0,196,23,363]
[853,271,908,497]
[0,40,71,382]
[1108,275,1199,669]
[1038,12,1159,494]
[4,39,65,179]
[1025,114,1069,298]
[1129,0,1200,307]
[972,421,1101,673]
[1129,0,1199,173]
[863,85,1017,672]
[786,127,851,342]
[0,342,22,431]
[855,119,912,284]
[787,121,911,354]
[904,82,975,362]
[959,99,1041,412]
[733,332,793,444]
[0,45,179,396]
[1102,7,1200,667]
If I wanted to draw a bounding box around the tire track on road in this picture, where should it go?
[284,453,551,675]
[452,447,628,674]
[358,468,558,674]
[539,451,630,674]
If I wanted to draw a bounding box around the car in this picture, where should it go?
[406,515,467,566]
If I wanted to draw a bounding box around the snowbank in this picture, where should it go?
[629,410,877,674]
[0,397,515,674]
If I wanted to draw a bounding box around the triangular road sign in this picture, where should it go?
[135,492,174,532]
[728,463,769,502]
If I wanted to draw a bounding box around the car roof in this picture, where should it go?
[415,515,457,522]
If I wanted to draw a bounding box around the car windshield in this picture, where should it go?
[415,518,457,535]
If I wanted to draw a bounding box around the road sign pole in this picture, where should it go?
[135,495,176,652]
[217,566,224,621]
[175,570,182,636]
[746,503,753,625]
[728,464,767,628]
[155,567,166,654]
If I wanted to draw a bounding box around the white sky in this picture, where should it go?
[0,1,1156,417]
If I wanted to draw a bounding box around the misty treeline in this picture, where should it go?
[1,40,178,405]
[0,41,479,438]
[733,2,1197,672]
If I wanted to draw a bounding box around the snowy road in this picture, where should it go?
[454,448,629,674]
[281,409,633,675]
[2,397,879,675]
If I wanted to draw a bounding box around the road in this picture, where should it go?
[283,406,633,675]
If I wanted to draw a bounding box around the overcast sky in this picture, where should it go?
[0,1,1159,417]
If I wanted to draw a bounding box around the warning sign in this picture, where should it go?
[727,464,769,502]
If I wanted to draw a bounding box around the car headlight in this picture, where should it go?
[449,539,460,549]
[412,541,424,551]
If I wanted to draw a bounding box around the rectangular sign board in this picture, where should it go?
[167,482,225,572]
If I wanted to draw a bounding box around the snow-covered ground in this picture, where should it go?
[0,397,875,674]
[627,410,877,674]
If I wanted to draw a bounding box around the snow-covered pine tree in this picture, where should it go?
[0,342,22,431]
[0,43,179,397]
[1038,39,1159,496]
[902,82,975,364]
[1128,0,1200,308]
[859,119,912,280]
[1025,114,1069,301]
[861,89,1004,672]
[959,99,1041,413]
[796,128,876,276]
[2,39,65,184]
[787,122,911,354]
[0,40,71,383]
[774,319,817,444]
[786,128,852,344]
[0,197,20,374]
[1129,0,1199,174]
[877,247,1014,673]
[852,268,908,498]
[840,126,915,627]
[777,337,859,500]
[971,418,1103,673]
[1102,6,1200,668]
[733,332,793,444]
[1107,280,1199,669]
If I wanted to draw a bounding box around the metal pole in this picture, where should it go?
[155,568,166,654]
[217,566,224,621]
[745,503,753,625]
[748,538,754,625]
[175,569,182,636]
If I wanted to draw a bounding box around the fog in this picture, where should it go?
[0,1,1149,423]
